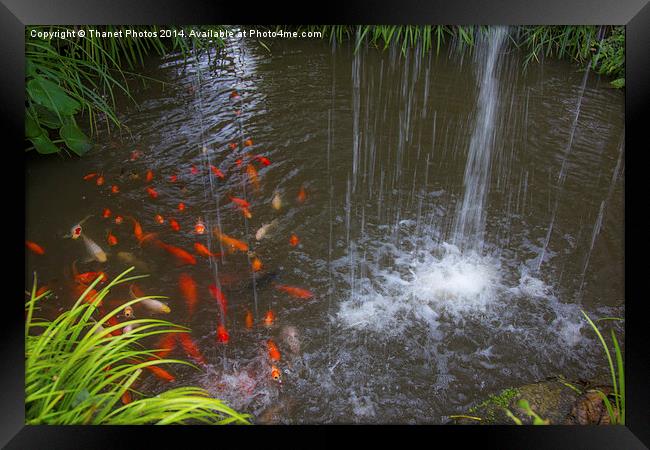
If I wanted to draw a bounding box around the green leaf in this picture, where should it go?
[25,109,43,139]
[610,78,625,89]
[33,104,62,129]
[29,133,60,154]
[26,59,37,78]
[27,77,81,116]
[60,122,92,156]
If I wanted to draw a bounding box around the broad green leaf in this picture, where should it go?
[25,109,43,139]
[29,133,60,154]
[60,122,92,156]
[26,59,37,78]
[27,77,81,116]
[610,78,624,89]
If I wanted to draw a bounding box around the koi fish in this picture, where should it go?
[272,192,282,210]
[216,324,229,343]
[96,175,105,186]
[252,256,262,272]
[289,233,300,247]
[194,219,206,234]
[178,273,197,316]
[107,230,118,246]
[65,214,92,240]
[210,165,225,178]
[230,196,250,209]
[103,208,112,219]
[178,202,185,212]
[263,310,275,327]
[209,284,228,314]
[246,164,260,191]
[297,185,307,203]
[178,333,206,366]
[267,339,281,361]
[111,185,120,194]
[244,138,253,147]
[155,241,196,266]
[123,305,135,319]
[155,214,165,224]
[271,365,281,382]
[254,155,271,166]
[114,215,124,225]
[245,310,254,329]
[255,219,278,241]
[82,235,108,263]
[193,242,219,258]
[213,228,249,252]
[144,364,175,382]
[146,186,158,199]
[26,240,45,255]
[83,173,98,181]
[146,169,154,183]
[274,284,314,299]
[169,218,180,232]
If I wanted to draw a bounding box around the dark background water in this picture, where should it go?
[25,32,624,423]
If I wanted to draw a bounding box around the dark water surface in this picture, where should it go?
[25,31,624,424]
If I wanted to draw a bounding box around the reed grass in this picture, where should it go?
[26,267,250,425]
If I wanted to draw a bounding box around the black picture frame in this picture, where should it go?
[6,0,649,447]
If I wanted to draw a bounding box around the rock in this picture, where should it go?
[564,386,619,425]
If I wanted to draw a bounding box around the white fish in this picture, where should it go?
[272,192,282,210]
[81,234,107,263]
[117,251,151,273]
[140,298,171,314]
[64,214,93,239]
[280,325,300,355]
[255,219,279,241]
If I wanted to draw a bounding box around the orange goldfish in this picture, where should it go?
[235,158,243,167]
[267,339,281,361]
[154,333,177,359]
[263,310,275,326]
[230,196,250,209]
[169,174,177,182]
[213,228,249,252]
[144,364,175,382]
[228,142,238,150]
[297,185,307,203]
[252,256,262,272]
[210,165,225,179]
[107,230,118,246]
[96,175,105,186]
[193,242,219,258]
[169,218,180,232]
[73,283,100,305]
[289,233,300,247]
[274,284,314,299]
[178,333,206,365]
[209,284,228,314]
[111,185,120,194]
[194,219,206,234]
[178,202,185,212]
[130,283,146,298]
[103,208,112,219]
[26,240,45,255]
[146,169,154,183]
[155,214,165,224]
[216,324,229,343]
[83,173,98,181]
[121,390,132,405]
[146,186,158,199]
[178,273,197,316]
[246,164,260,191]
[239,206,253,219]
[271,365,281,382]
[245,310,254,329]
[254,155,271,166]
[155,241,197,266]
[244,138,253,147]
[36,285,51,297]
[230,90,240,99]
[114,215,124,225]
[190,165,199,175]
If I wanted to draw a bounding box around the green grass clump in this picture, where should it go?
[26,267,250,425]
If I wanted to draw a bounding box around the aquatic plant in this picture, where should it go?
[581,310,625,425]
[504,399,550,425]
[25,25,227,156]
[25,267,250,425]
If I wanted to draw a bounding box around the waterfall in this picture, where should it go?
[452,26,508,253]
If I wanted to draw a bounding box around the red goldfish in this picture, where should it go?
[289,233,300,247]
[245,310,254,329]
[96,175,105,186]
[193,242,218,258]
[274,284,314,299]
[178,273,197,316]
[210,165,225,178]
[263,310,275,326]
[36,285,51,297]
[230,90,240,99]
[169,218,180,232]
[144,364,175,382]
[190,165,199,175]
[230,196,250,209]
[103,208,112,219]
[271,365,281,382]
[216,324,229,343]
[252,256,262,272]
[194,219,206,234]
[213,228,249,252]
[111,185,120,194]
[169,175,177,182]
[114,215,124,225]
[209,284,228,314]
[107,231,118,246]
[254,155,271,166]
[130,217,157,246]
[26,240,45,255]
[235,158,243,167]
[267,339,281,361]
[130,150,142,161]
[121,390,132,405]
[146,186,158,199]
[178,333,206,366]
[228,142,238,150]
[83,173,98,181]
[297,185,307,203]
[155,241,197,266]
[146,169,154,183]
[73,283,100,305]
[154,334,177,359]
[246,164,260,191]
[155,214,165,224]
[244,138,253,147]
[178,202,185,212]
[239,206,253,219]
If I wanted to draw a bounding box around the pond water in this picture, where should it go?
[25,28,624,424]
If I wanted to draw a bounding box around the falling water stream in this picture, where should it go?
[25,28,624,423]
